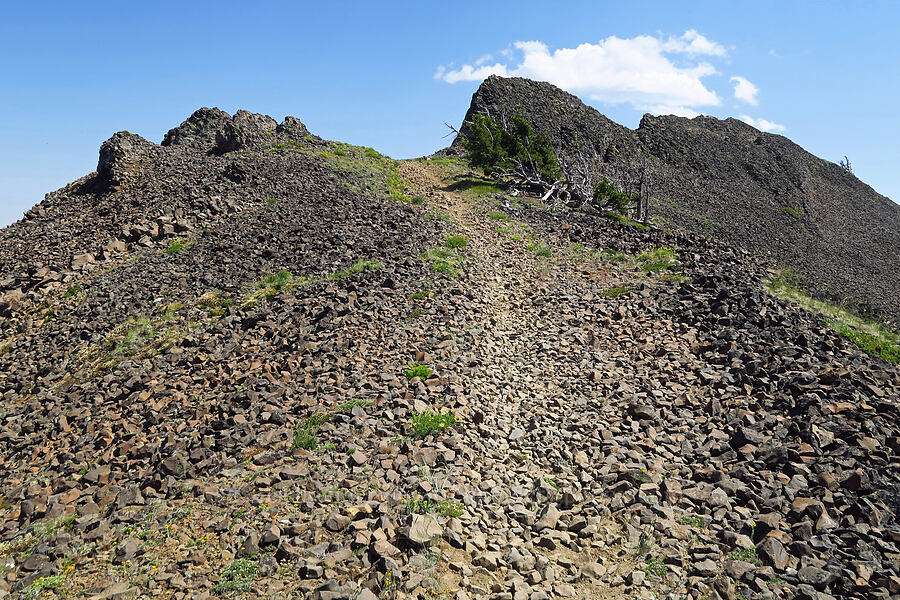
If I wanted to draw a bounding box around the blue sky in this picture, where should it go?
[2,1,898,226]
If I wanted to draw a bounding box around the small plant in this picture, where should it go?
[420,246,458,276]
[293,413,331,450]
[165,238,192,255]
[728,547,759,564]
[634,247,679,273]
[23,574,67,599]
[599,286,634,298]
[406,308,425,320]
[410,288,430,300]
[445,234,468,249]
[321,443,337,452]
[779,205,801,219]
[643,557,668,577]
[677,515,706,528]
[410,409,456,438]
[336,398,373,412]
[63,284,82,298]
[410,195,426,205]
[266,197,277,205]
[526,244,552,257]
[405,495,465,518]
[543,477,559,490]
[766,577,786,587]
[215,557,259,593]
[327,259,384,281]
[404,363,432,380]
[488,211,510,221]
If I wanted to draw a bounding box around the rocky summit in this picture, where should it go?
[0,89,898,600]
[455,76,900,327]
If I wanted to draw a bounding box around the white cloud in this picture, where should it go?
[730,76,759,105]
[662,29,728,57]
[739,114,786,132]
[435,31,727,113]
[642,104,701,118]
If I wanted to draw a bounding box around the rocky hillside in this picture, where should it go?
[455,76,900,327]
[0,109,897,600]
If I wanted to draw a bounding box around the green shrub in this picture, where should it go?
[462,113,561,182]
[410,410,456,438]
[445,234,468,249]
[404,363,432,380]
[364,148,383,159]
[593,177,631,215]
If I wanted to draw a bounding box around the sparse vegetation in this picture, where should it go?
[634,247,680,273]
[488,211,510,221]
[215,557,259,592]
[63,284,82,298]
[405,495,465,518]
[266,197,278,205]
[643,557,668,577]
[599,286,634,298]
[243,260,383,306]
[410,409,456,438]
[526,243,552,257]
[677,515,706,528]
[766,268,900,364]
[165,238,192,255]
[293,413,331,450]
[728,547,759,564]
[779,205,802,219]
[404,363,432,380]
[336,398,373,412]
[445,234,468,249]
[420,246,459,276]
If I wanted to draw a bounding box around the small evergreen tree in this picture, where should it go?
[592,177,630,215]
[462,113,561,184]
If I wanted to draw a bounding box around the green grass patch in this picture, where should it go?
[445,234,468,249]
[165,238,193,255]
[599,286,635,298]
[336,398,373,412]
[404,363,432,380]
[410,409,456,438]
[766,268,899,364]
[420,246,459,276]
[409,195,426,205]
[526,244,552,257]
[215,557,259,593]
[643,557,668,577]
[634,247,680,273]
[243,260,382,306]
[779,205,802,219]
[293,413,331,450]
[406,496,465,518]
[677,515,706,528]
[23,574,68,599]
[488,211,510,221]
[728,547,759,564]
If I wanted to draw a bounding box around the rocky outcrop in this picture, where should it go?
[455,76,900,325]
